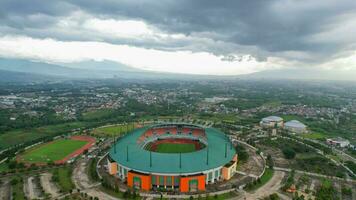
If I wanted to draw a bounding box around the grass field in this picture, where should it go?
[92,123,135,137]
[0,121,89,151]
[52,167,75,192]
[82,109,115,121]
[21,139,88,163]
[11,177,25,200]
[155,143,196,153]
[301,132,326,140]
[246,168,274,191]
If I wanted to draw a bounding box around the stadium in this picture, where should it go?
[107,123,238,193]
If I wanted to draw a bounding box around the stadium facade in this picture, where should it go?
[107,123,238,192]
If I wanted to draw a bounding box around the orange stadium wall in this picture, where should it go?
[179,175,205,192]
[127,171,151,191]
[222,161,237,180]
[108,162,118,175]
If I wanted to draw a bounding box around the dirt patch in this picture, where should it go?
[0,180,11,200]
[40,173,60,198]
[237,147,264,177]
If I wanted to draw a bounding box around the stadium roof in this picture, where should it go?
[261,116,283,122]
[109,125,236,175]
[284,120,306,128]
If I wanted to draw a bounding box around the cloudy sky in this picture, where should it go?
[0,0,356,75]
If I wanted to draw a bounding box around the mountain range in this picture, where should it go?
[0,58,355,83]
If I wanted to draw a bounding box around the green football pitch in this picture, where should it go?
[155,143,196,153]
[21,139,88,163]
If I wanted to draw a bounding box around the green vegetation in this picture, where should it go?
[92,123,135,137]
[82,109,115,121]
[259,138,345,177]
[0,161,9,172]
[282,147,296,159]
[0,121,89,151]
[341,186,352,196]
[264,193,280,200]
[52,167,75,193]
[315,179,339,200]
[200,192,237,200]
[155,143,196,153]
[280,115,307,123]
[301,132,326,140]
[21,139,88,163]
[235,145,249,163]
[266,154,274,168]
[282,170,295,191]
[88,158,99,181]
[245,168,274,191]
[101,176,141,199]
[345,161,356,174]
[11,177,25,200]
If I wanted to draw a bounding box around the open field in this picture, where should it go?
[52,167,75,192]
[0,121,89,151]
[155,143,196,153]
[92,123,135,136]
[12,177,26,200]
[20,139,88,164]
[301,132,326,140]
[82,109,115,121]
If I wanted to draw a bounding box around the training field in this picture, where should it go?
[155,143,196,153]
[20,138,89,164]
[92,124,135,137]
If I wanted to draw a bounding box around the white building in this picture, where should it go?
[326,137,350,148]
[284,120,307,134]
[260,116,284,128]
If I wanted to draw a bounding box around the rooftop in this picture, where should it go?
[109,124,236,175]
[284,120,307,128]
[262,116,283,122]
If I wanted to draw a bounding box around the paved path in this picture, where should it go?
[274,167,356,183]
[26,177,36,199]
[70,158,120,200]
[245,171,290,200]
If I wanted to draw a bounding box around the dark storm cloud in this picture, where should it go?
[0,0,356,63]
[0,0,74,28]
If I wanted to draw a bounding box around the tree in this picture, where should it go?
[282,147,296,159]
[8,161,17,169]
[266,154,274,168]
[10,178,18,185]
[235,145,249,162]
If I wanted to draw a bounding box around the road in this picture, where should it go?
[274,167,356,184]
[71,158,120,200]
[245,171,290,200]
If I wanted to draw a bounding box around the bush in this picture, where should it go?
[10,178,18,185]
[235,145,249,162]
[266,154,274,168]
[282,147,296,159]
